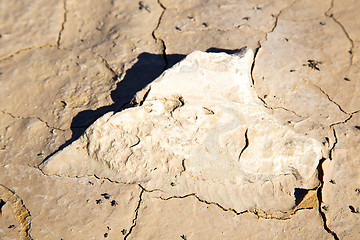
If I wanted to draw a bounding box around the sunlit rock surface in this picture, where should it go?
[42,47,324,212]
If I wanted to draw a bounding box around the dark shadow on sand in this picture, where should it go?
[40,52,185,165]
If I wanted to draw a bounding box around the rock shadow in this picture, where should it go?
[294,188,309,206]
[206,47,247,55]
[40,52,185,165]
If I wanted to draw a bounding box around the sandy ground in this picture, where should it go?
[0,0,359,239]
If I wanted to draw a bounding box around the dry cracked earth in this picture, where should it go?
[0,0,360,239]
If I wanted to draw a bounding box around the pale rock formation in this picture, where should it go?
[41,47,326,213]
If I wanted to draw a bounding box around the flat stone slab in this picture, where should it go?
[41,47,325,212]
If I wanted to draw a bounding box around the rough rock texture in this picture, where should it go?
[1,0,359,239]
[42,49,325,213]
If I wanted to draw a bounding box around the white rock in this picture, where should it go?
[41,47,325,212]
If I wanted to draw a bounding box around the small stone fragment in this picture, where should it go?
[303,60,322,71]
[349,205,360,213]
[8,224,16,229]
[110,200,118,206]
[101,193,111,199]
[139,1,150,12]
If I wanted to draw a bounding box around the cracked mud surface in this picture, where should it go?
[1,0,359,239]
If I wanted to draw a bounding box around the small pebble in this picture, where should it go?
[8,225,16,229]
[101,193,111,199]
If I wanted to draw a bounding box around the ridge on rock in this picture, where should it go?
[41,47,325,212]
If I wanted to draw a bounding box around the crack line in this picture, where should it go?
[330,114,352,128]
[252,0,298,108]
[326,0,354,68]
[0,44,56,62]
[311,83,349,115]
[57,0,68,48]
[265,0,298,41]
[0,110,67,131]
[238,129,249,160]
[315,158,340,240]
[89,50,119,76]
[152,0,168,69]
[257,96,307,118]
[158,192,313,220]
[124,187,145,240]
[328,128,338,160]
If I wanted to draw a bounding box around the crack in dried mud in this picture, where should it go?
[328,128,338,160]
[89,50,119,76]
[314,126,340,239]
[252,0,300,114]
[256,95,306,118]
[311,83,349,115]
[0,184,32,240]
[265,0,298,41]
[330,114,353,128]
[0,110,67,132]
[326,0,354,68]
[316,158,340,240]
[158,192,314,221]
[123,187,144,240]
[152,0,168,69]
[238,129,249,160]
[0,44,56,62]
[57,0,68,48]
